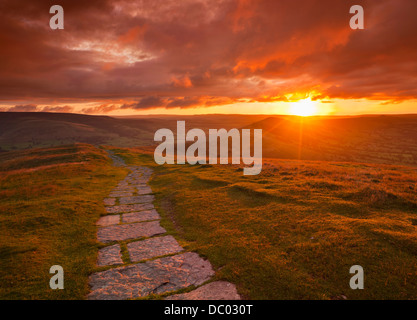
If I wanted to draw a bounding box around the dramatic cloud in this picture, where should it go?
[0,0,416,113]
[4,104,74,113]
[7,104,39,112]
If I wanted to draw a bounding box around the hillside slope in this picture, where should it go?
[0,112,156,150]
[2,112,417,168]
[113,147,417,299]
[245,114,417,166]
[0,144,127,299]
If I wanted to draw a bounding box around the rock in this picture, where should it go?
[128,235,183,262]
[88,252,214,300]
[103,198,116,206]
[96,215,120,227]
[105,203,154,214]
[118,195,155,205]
[97,221,165,243]
[165,281,241,300]
[97,244,123,267]
[121,210,160,223]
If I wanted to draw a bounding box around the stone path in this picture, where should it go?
[88,152,241,300]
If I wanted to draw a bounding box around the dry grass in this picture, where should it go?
[113,148,417,300]
[0,144,127,299]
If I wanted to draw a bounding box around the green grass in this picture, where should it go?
[113,148,417,300]
[0,144,127,299]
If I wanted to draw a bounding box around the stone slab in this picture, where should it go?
[119,195,155,205]
[132,178,150,184]
[122,210,160,223]
[88,252,214,300]
[109,192,134,198]
[96,215,120,227]
[116,182,129,188]
[127,235,183,262]
[136,186,153,195]
[112,187,136,193]
[97,221,166,243]
[103,198,116,206]
[165,281,241,300]
[105,203,154,214]
[97,244,123,267]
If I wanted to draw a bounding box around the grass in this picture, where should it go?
[113,148,417,300]
[2,143,416,300]
[0,144,127,299]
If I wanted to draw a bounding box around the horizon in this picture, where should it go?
[2,110,417,118]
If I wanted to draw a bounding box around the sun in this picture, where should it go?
[289,98,318,116]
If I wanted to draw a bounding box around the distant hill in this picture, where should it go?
[247,114,417,166]
[0,112,268,151]
[1,112,417,167]
[0,112,157,150]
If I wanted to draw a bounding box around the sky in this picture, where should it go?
[0,0,416,116]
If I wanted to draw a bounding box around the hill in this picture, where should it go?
[112,147,417,299]
[0,144,127,299]
[0,112,268,152]
[245,114,417,166]
[2,112,417,168]
[0,112,156,150]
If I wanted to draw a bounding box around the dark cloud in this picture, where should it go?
[41,105,74,112]
[124,96,166,109]
[5,104,75,112]
[7,104,38,112]
[0,0,416,111]
[81,104,118,114]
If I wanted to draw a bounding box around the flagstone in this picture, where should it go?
[165,281,241,300]
[103,198,116,206]
[127,235,183,262]
[136,186,153,195]
[97,221,165,243]
[88,252,214,300]
[105,203,154,214]
[96,214,120,227]
[119,195,155,205]
[109,191,134,197]
[121,210,160,223]
[97,244,123,267]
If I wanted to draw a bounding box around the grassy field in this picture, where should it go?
[113,148,417,300]
[0,144,127,299]
[1,143,416,300]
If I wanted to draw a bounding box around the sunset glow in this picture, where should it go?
[0,0,416,116]
[289,98,319,117]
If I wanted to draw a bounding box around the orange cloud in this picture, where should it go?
[0,0,416,114]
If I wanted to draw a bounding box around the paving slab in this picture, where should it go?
[116,182,129,188]
[122,210,160,223]
[97,221,166,243]
[109,191,134,197]
[119,195,155,205]
[112,187,136,193]
[136,186,153,195]
[165,281,241,300]
[96,215,120,227]
[103,198,116,206]
[127,236,183,262]
[105,203,154,214]
[88,252,214,300]
[97,244,123,267]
